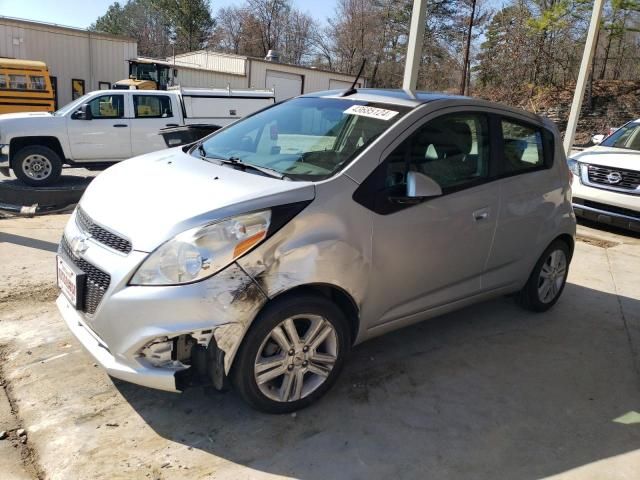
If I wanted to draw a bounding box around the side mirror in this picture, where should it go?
[591,134,604,145]
[72,104,92,120]
[406,171,442,198]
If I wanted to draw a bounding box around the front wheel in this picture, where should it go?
[518,240,570,312]
[13,145,62,186]
[232,294,350,413]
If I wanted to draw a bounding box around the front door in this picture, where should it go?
[66,93,132,161]
[358,111,500,329]
[130,93,177,156]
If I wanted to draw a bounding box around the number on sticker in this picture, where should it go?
[344,105,399,121]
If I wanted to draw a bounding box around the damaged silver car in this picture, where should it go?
[57,89,575,413]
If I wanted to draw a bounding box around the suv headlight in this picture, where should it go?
[130,210,271,285]
[567,158,581,177]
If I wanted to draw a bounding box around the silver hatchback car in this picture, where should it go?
[57,90,576,412]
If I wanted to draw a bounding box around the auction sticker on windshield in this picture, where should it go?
[344,105,399,121]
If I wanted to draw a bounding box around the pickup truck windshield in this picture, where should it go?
[197,97,410,180]
[54,93,93,116]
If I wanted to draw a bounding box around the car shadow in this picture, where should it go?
[578,217,640,239]
[115,282,640,479]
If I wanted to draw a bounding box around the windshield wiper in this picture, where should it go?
[197,147,288,180]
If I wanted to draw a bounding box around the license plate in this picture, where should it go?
[57,255,85,308]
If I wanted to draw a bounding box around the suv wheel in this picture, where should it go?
[232,294,350,413]
[518,240,570,312]
[13,146,62,186]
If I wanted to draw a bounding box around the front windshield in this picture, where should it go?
[54,93,93,116]
[600,121,640,151]
[197,97,410,180]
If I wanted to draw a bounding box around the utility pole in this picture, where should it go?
[563,0,605,155]
[403,0,427,91]
[460,0,477,96]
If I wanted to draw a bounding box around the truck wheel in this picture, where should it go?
[13,146,62,187]
[232,294,350,413]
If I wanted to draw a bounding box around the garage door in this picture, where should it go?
[329,79,361,90]
[266,70,303,102]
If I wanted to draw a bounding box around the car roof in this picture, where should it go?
[302,88,549,126]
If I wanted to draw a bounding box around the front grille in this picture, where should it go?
[60,236,111,315]
[587,164,640,192]
[76,207,132,254]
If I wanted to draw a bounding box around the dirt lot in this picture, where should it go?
[1,214,639,480]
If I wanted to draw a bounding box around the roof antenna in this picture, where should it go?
[341,59,366,97]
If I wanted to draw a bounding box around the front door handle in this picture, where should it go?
[113,124,128,128]
[473,208,490,221]
[165,123,179,127]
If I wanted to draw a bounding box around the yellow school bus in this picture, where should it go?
[0,58,55,114]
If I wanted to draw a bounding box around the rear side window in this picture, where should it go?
[29,75,46,90]
[133,95,173,118]
[501,119,553,174]
[9,74,27,89]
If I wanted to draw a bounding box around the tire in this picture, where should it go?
[518,239,570,312]
[12,145,62,187]
[231,294,350,413]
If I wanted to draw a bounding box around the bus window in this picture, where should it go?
[0,75,7,89]
[9,74,28,89]
[30,76,46,90]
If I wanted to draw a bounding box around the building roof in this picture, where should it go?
[0,16,136,43]
[172,49,358,79]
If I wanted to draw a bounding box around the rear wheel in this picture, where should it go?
[232,294,350,413]
[13,145,62,186]
[518,240,570,312]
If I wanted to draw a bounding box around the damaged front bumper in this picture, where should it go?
[56,211,269,392]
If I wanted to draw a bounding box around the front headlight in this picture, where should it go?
[567,158,581,177]
[131,210,271,285]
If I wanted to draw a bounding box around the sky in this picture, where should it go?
[0,0,338,29]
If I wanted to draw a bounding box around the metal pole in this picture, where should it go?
[563,0,605,155]
[460,0,477,96]
[402,0,427,91]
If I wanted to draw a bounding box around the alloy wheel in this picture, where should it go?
[537,249,567,304]
[254,314,338,403]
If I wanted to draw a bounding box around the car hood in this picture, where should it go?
[571,145,640,170]
[79,148,315,252]
[0,111,54,121]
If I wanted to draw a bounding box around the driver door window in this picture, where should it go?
[88,95,124,119]
[385,113,490,194]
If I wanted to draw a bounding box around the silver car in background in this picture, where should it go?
[56,90,575,412]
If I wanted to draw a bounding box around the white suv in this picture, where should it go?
[569,119,640,232]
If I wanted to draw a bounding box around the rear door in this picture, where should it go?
[482,115,559,290]
[130,93,177,156]
[66,93,132,161]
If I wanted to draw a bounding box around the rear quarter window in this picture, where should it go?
[500,118,554,175]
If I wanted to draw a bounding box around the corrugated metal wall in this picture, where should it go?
[173,50,246,76]
[174,65,246,89]
[0,17,136,107]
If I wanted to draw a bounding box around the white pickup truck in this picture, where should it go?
[0,87,275,185]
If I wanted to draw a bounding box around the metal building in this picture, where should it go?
[0,16,136,108]
[170,50,362,102]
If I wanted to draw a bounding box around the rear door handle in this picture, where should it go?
[473,208,490,221]
[113,124,128,128]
